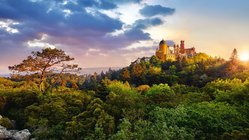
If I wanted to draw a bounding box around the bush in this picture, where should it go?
[0,116,13,129]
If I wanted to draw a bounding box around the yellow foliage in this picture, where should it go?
[136,85,150,92]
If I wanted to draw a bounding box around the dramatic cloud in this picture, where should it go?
[140,5,175,17]
[0,0,124,49]
[120,18,163,41]
[0,0,175,73]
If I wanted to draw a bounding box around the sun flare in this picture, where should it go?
[239,52,249,61]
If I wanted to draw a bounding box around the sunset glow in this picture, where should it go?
[239,52,249,61]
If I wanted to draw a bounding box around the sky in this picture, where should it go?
[0,0,249,74]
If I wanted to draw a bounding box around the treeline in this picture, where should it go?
[84,50,248,89]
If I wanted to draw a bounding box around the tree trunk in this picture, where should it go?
[39,71,46,92]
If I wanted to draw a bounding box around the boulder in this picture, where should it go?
[13,129,31,140]
[0,125,31,140]
[0,125,12,139]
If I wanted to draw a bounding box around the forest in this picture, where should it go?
[1,48,249,140]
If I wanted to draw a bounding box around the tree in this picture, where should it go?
[169,65,177,75]
[230,48,238,61]
[120,68,131,81]
[150,55,161,66]
[9,48,80,92]
[225,48,242,76]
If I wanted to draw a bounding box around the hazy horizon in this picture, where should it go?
[0,66,122,76]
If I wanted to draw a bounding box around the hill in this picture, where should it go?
[1,48,249,139]
[81,67,121,75]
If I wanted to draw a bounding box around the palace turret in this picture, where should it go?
[155,39,197,61]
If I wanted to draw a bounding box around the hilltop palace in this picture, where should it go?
[131,39,197,65]
[155,40,196,61]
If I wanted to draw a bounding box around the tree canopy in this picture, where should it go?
[9,48,80,92]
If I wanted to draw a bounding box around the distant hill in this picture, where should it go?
[81,67,122,75]
[0,67,122,77]
[0,74,10,77]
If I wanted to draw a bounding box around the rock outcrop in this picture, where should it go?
[0,125,31,140]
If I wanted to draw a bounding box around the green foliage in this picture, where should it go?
[150,102,249,139]
[203,78,249,105]
[105,80,132,94]
[146,84,173,96]
[145,84,178,107]
[0,116,13,129]
[111,118,194,140]
[222,129,249,140]
[0,77,14,89]
[150,55,161,67]
[106,86,145,123]
[1,76,249,139]
[205,78,243,92]
[110,119,133,140]
[1,51,249,139]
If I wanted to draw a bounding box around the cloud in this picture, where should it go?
[77,0,117,10]
[123,40,158,50]
[110,0,142,4]
[133,18,163,29]
[0,0,176,72]
[140,5,175,17]
[27,34,56,49]
[0,0,167,49]
[0,0,123,34]
[118,18,163,41]
[0,19,19,34]
[0,0,124,48]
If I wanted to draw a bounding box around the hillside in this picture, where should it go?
[1,48,249,139]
